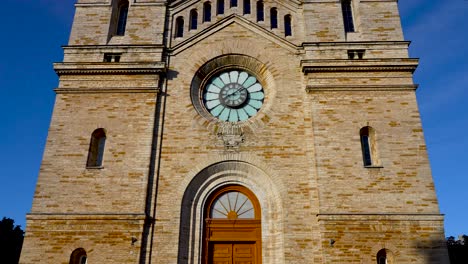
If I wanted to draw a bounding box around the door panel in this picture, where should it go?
[212,243,232,264]
[210,243,255,264]
[233,244,255,264]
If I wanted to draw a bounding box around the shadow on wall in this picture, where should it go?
[414,237,450,264]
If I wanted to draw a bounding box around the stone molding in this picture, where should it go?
[306,84,419,92]
[301,58,419,73]
[54,62,166,75]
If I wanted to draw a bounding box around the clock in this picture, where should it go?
[202,70,265,122]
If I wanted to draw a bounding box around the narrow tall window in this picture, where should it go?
[217,0,225,15]
[116,0,129,36]
[284,14,292,36]
[270,8,278,29]
[190,9,198,30]
[256,1,264,21]
[243,0,251,14]
[230,0,238,8]
[377,249,391,264]
[175,16,184,38]
[360,126,379,167]
[87,129,106,168]
[203,2,212,22]
[70,248,87,264]
[341,0,355,33]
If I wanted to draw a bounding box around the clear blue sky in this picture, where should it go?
[0,1,466,237]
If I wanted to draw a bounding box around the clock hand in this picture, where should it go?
[222,86,246,99]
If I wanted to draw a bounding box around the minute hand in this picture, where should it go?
[223,86,246,99]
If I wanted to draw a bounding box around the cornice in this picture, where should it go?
[55,87,161,94]
[301,58,419,73]
[306,84,419,93]
[54,62,166,75]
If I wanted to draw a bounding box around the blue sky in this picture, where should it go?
[0,1,466,237]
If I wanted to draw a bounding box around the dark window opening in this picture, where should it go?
[256,1,264,21]
[190,9,198,30]
[87,128,106,168]
[270,8,278,29]
[104,53,121,62]
[284,15,292,36]
[217,0,225,15]
[341,0,355,33]
[70,248,87,264]
[243,0,251,14]
[347,49,365,59]
[360,127,373,166]
[377,249,388,264]
[203,2,212,22]
[116,0,129,36]
[175,16,184,38]
[230,0,238,8]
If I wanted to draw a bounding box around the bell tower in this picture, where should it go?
[21,0,449,263]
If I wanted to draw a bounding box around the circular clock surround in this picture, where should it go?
[202,70,265,122]
[190,54,274,125]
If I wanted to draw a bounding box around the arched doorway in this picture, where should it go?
[203,185,262,264]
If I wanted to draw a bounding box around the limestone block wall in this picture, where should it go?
[308,89,440,214]
[20,215,144,264]
[30,91,156,213]
[303,0,403,42]
[70,0,166,46]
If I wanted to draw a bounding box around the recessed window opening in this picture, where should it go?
[284,15,292,36]
[70,248,87,264]
[347,49,365,59]
[256,1,264,21]
[217,0,225,15]
[103,53,121,62]
[175,16,184,38]
[230,0,238,8]
[87,128,106,168]
[116,0,129,36]
[190,9,198,30]
[270,8,278,29]
[203,2,212,22]
[360,126,379,167]
[341,0,355,33]
[377,249,391,264]
[243,0,251,14]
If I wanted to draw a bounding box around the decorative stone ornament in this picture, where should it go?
[217,123,245,150]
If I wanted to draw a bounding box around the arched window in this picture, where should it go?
[377,249,393,264]
[341,0,355,33]
[230,0,238,8]
[203,2,212,22]
[175,16,184,38]
[256,0,264,21]
[270,8,278,29]
[360,126,379,167]
[284,14,292,36]
[243,0,251,14]
[217,0,225,15]
[115,0,129,36]
[70,248,87,264]
[87,128,106,168]
[190,9,198,30]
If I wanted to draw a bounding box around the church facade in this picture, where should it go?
[20,0,449,263]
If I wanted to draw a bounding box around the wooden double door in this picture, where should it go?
[210,242,256,264]
[204,186,262,264]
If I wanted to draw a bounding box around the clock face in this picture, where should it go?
[202,70,265,122]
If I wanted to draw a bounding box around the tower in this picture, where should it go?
[20,0,449,263]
